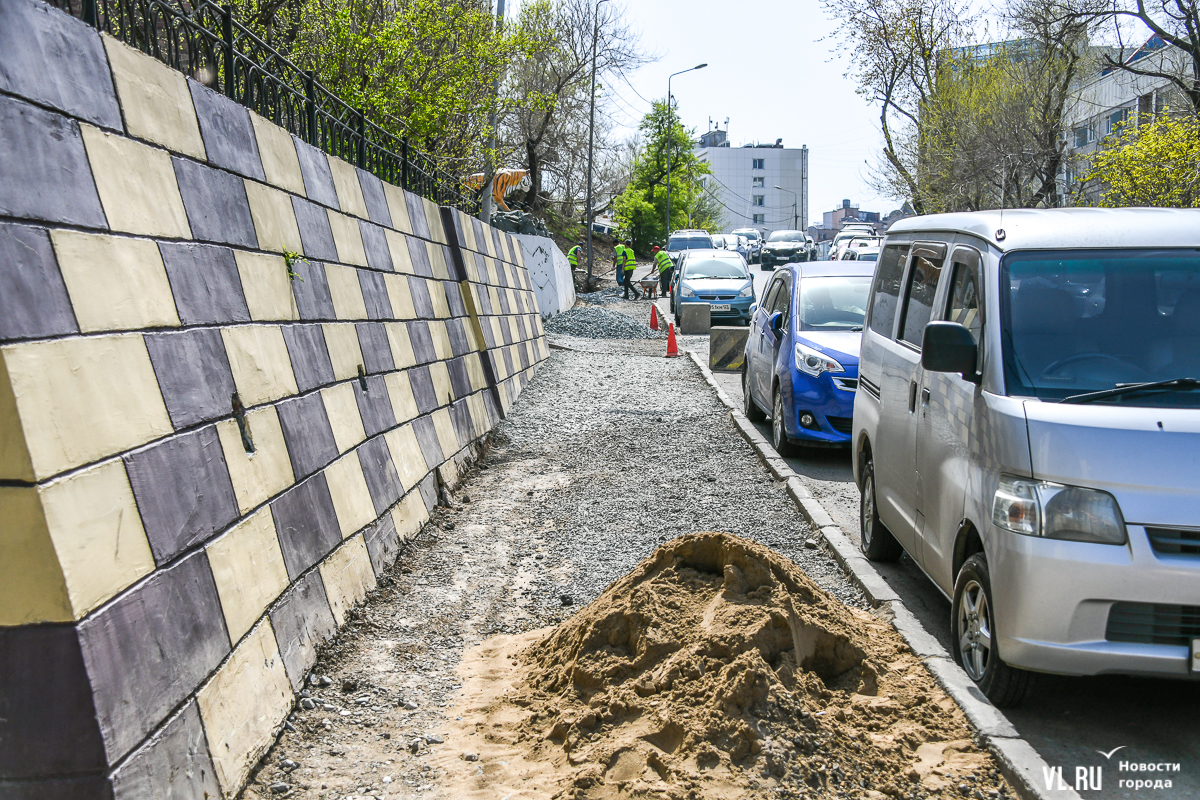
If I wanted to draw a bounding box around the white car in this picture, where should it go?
[836,237,883,260]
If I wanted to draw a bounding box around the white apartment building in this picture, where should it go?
[695,129,809,235]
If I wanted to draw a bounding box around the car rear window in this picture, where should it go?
[669,237,713,250]
[684,258,749,279]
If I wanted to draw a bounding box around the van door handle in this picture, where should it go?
[909,381,918,413]
[921,388,931,417]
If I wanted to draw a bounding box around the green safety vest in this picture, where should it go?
[622,246,636,271]
[654,250,673,273]
[567,245,582,266]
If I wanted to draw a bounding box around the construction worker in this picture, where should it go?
[621,242,641,300]
[652,245,674,300]
[567,241,583,270]
[613,241,629,289]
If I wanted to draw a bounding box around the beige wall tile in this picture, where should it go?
[320,383,366,453]
[221,326,299,407]
[384,230,414,275]
[383,323,415,369]
[244,180,304,255]
[325,263,368,321]
[216,406,295,514]
[249,112,305,195]
[427,280,450,318]
[197,620,292,795]
[51,230,180,333]
[103,35,205,158]
[381,183,412,234]
[0,487,72,625]
[327,157,369,219]
[383,425,427,492]
[2,335,172,480]
[328,211,367,267]
[467,393,489,439]
[390,490,428,543]
[318,534,376,625]
[383,273,416,320]
[422,197,445,243]
[232,250,298,322]
[431,407,459,456]
[383,372,419,424]
[487,286,501,313]
[426,242,450,280]
[428,320,452,361]
[81,125,191,238]
[428,361,453,406]
[206,508,289,642]
[324,453,376,538]
[0,352,35,481]
[321,323,364,381]
[465,353,487,392]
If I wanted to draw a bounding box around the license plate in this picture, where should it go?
[1192,638,1200,674]
[710,304,731,312]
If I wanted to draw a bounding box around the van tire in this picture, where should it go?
[771,385,796,456]
[952,554,1032,708]
[743,368,765,422]
[860,456,903,562]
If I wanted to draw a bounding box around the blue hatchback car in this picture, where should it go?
[670,249,756,325]
[742,262,875,452]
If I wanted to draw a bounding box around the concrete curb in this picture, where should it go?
[682,346,1080,800]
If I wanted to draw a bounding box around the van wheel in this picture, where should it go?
[743,368,765,422]
[771,385,796,456]
[952,554,1032,708]
[860,456,903,562]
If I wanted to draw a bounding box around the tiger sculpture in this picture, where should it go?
[464,168,532,212]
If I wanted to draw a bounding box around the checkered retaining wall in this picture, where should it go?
[0,2,547,797]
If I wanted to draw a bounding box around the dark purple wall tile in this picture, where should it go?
[410,416,443,469]
[158,241,250,326]
[417,472,438,513]
[406,321,436,364]
[356,169,392,227]
[0,222,78,341]
[144,329,237,430]
[270,472,342,580]
[405,235,433,277]
[269,569,336,691]
[407,367,437,414]
[109,701,219,800]
[171,158,257,248]
[289,258,335,320]
[446,358,470,399]
[291,197,337,262]
[0,0,122,128]
[444,282,466,317]
[445,318,469,357]
[0,624,106,780]
[0,95,106,228]
[496,289,511,315]
[356,435,403,515]
[352,375,396,438]
[275,392,338,479]
[363,512,398,577]
[77,550,229,763]
[357,271,392,321]
[407,277,434,319]
[450,398,473,444]
[515,315,529,342]
[292,137,339,209]
[281,324,335,393]
[188,81,264,181]
[473,253,490,284]
[403,191,430,240]
[359,221,392,272]
[355,322,394,374]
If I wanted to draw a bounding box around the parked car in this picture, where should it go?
[732,228,764,263]
[830,226,876,255]
[842,246,881,262]
[742,262,874,452]
[670,250,755,325]
[712,234,751,261]
[760,229,811,269]
[836,237,883,260]
[853,208,1200,707]
[666,230,715,265]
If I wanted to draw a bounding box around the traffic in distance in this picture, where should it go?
[659,208,1200,707]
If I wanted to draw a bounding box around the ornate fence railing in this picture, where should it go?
[50,0,480,214]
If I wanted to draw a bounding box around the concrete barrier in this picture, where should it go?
[0,3,548,796]
[678,302,712,335]
[709,327,749,373]
[514,233,575,318]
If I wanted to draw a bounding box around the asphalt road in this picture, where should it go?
[655,270,1200,800]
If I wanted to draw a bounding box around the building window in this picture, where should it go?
[752,158,764,170]
[752,195,765,207]
[752,177,765,187]
[1072,126,1094,149]
[1107,108,1129,135]
[753,213,765,224]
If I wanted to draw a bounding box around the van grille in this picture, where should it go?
[1145,527,1200,557]
[826,416,854,434]
[1105,602,1200,646]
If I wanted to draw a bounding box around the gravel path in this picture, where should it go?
[243,337,866,800]
[543,305,664,339]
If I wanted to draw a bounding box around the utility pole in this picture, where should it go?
[664,63,706,242]
[584,0,611,283]
[480,0,506,224]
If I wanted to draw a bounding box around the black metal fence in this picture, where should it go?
[51,0,479,214]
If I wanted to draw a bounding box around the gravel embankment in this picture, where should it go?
[242,340,866,800]
[544,305,664,339]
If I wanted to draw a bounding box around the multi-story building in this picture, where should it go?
[695,128,809,235]
[809,199,881,244]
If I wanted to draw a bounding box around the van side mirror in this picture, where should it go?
[922,321,979,382]
[768,311,785,334]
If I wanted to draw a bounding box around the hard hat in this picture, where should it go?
[652,245,660,252]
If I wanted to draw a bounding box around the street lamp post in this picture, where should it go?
[664,63,707,243]
[775,185,797,229]
[584,0,611,284]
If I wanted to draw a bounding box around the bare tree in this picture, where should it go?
[1106,0,1200,112]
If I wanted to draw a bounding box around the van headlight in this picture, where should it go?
[991,476,1127,544]
[680,283,695,298]
[794,342,844,376]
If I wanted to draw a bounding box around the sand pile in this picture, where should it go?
[437,533,1011,800]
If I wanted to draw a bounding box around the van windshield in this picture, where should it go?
[799,276,872,330]
[1001,249,1200,406]
[669,236,713,251]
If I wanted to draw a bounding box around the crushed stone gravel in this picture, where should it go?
[544,305,665,339]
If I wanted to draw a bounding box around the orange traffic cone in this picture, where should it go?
[650,303,660,331]
[665,322,679,358]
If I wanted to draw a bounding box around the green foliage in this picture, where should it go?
[282,249,305,282]
[612,101,716,253]
[1086,114,1200,207]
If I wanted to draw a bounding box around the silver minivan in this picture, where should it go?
[853,208,1200,706]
